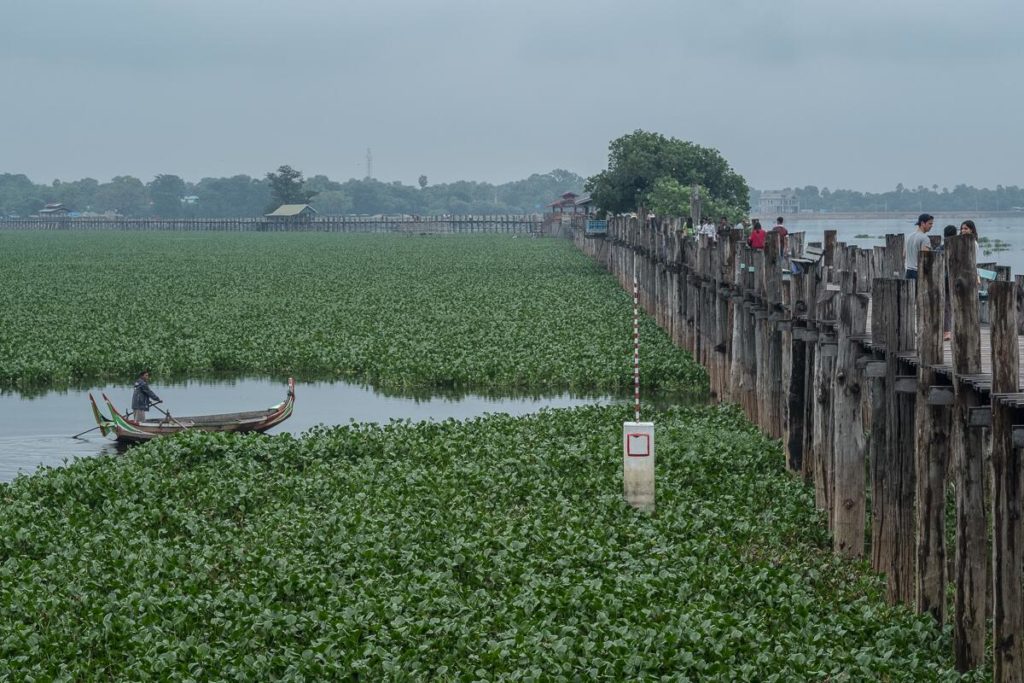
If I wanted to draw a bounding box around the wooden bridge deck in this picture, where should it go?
[824,298,1024,390]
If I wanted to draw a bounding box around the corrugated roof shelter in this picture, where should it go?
[39,203,70,216]
[265,204,318,218]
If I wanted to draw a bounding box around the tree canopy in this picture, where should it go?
[0,169,585,218]
[265,165,317,211]
[585,130,750,220]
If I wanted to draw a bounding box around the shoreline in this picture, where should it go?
[778,210,1023,221]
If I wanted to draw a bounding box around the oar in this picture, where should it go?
[71,424,103,439]
[150,403,189,430]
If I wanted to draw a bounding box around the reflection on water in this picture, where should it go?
[0,377,704,483]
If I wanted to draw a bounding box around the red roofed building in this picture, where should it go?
[546,192,587,214]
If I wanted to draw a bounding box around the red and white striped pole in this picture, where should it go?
[623,250,654,512]
[632,253,640,422]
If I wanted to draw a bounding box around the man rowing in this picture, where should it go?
[131,370,161,422]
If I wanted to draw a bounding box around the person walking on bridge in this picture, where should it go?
[747,219,766,249]
[905,213,934,280]
[772,217,789,256]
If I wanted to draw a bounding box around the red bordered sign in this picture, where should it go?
[626,433,650,457]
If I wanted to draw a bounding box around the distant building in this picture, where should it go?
[757,191,799,217]
[546,192,587,215]
[265,204,318,220]
[38,203,70,217]
[573,194,595,216]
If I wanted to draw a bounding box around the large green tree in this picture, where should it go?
[585,130,749,217]
[265,165,316,211]
[94,176,148,216]
[147,174,187,217]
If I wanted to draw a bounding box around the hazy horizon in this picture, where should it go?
[3,1,1022,193]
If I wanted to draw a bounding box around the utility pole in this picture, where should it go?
[366,148,373,180]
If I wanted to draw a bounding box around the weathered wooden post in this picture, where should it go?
[823,229,837,282]
[764,232,785,439]
[786,262,807,474]
[871,277,917,606]
[801,255,823,484]
[884,234,905,279]
[1016,274,1024,336]
[949,234,986,672]
[729,243,749,410]
[811,262,837,520]
[990,280,1022,681]
[832,266,868,557]
[914,250,950,623]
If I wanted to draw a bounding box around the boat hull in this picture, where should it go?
[90,378,295,443]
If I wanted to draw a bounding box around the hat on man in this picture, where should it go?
[916,213,934,225]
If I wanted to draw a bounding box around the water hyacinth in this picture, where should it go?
[0,232,705,394]
[0,404,977,680]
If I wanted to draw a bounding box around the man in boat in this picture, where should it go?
[131,370,161,422]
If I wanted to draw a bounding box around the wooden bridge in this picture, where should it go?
[0,214,543,234]
[574,216,1024,680]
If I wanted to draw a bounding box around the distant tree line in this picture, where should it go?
[0,168,586,218]
[752,184,1024,214]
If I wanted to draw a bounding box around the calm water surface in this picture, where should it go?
[0,378,672,482]
[789,215,1024,274]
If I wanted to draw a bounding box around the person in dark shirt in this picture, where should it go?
[132,370,161,422]
[773,216,789,256]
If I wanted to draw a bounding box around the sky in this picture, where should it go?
[2,0,1022,192]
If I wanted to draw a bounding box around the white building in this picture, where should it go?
[758,191,799,217]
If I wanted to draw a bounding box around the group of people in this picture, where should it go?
[905,213,980,340]
[688,214,789,254]
[904,213,979,281]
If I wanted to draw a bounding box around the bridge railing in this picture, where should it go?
[573,216,1023,679]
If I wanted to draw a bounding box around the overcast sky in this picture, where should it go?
[2,0,1022,192]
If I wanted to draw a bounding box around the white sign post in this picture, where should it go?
[623,421,655,512]
[623,253,654,512]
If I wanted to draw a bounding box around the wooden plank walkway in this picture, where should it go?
[821,294,1024,389]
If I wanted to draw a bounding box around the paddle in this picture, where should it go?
[71,424,105,439]
[149,402,189,430]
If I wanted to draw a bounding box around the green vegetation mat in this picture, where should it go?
[0,232,704,393]
[0,404,975,680]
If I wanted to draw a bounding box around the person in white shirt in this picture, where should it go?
[905,213,934,280]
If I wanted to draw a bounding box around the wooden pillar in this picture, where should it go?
[914,250,950,623]
[823,229,837,281]
[949,234,986,672]
[1015,275,1024,336]
[990,280,1022,682]
[729,245,748,408]
[811,268,836,519]
[786,264,807,473]
[871,278,917,606]
[801,260,822,484]
[832,268,868,557]
[764,232,784,438]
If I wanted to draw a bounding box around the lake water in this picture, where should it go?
[0,378,670,483]
[788,215,1024,275]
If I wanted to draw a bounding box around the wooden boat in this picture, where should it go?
[89,378,295,443]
